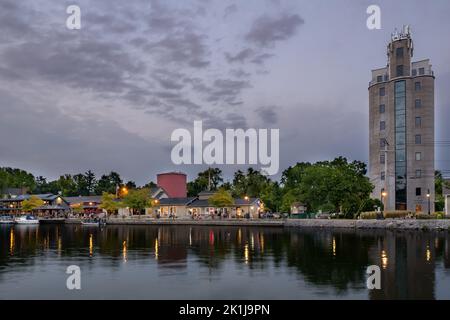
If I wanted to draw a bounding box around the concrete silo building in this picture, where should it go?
[369,26,435,213]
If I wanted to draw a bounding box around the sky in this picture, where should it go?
[1,0,450,185]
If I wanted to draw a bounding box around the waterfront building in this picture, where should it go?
[0,194,70,216]
[369,26,435,212]
[158,197,197,218]
[187,191,262,219]
[65,195,104,214]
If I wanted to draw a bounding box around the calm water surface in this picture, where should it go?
[0,224,449,299]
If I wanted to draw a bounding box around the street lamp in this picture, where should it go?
[244,196,249,201]
[427,189,431,215]
[381,190,387,218]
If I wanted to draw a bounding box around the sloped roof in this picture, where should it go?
[158,197,196,206]
[65,196,103,204]
[0,194,61,202]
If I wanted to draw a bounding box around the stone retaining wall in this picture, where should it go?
[64,217,450,231]
[285,219,450,231]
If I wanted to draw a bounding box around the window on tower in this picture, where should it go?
[415,170,422,178]
[379,104,385,113]
[380,121,386,130]
[415,99,422,108]
[415,117,422,128]
[396,65,404,77]
[415,82,421,91]
[415,135,422,144]
[396,47,404,57]
[379,87,385,96]
[416,188,422,196]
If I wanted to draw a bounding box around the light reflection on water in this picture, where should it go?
[0,224,449,300]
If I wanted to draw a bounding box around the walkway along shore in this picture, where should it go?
[64,218,450,231]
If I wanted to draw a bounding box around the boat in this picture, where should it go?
[81,219,100,227]
[15,215,40,225]
[39,217,66,224]
[0,215,15,224]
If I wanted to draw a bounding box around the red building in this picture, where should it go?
[157,172,187,198]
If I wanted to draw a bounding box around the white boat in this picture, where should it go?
[81,220,100,227]
[15,215,40,225]
[0,216,15,224]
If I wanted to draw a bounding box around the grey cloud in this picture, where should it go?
[246,13,304,47]
[229,69,251,78]
[0,90,165,184]
[146,32,210,68]
[224,4,238,18]
[257,106,278,123]
[250,53,275,65]
[225,48,255,63]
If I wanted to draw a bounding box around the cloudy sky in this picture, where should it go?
[1,0,450,184]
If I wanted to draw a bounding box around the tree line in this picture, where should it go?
[0,168,147,197]
[2,158,448,216]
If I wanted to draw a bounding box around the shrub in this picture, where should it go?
[415,213,436,220]
[360,211,377,219]
[435,212,445,219]
[383,210,410,219]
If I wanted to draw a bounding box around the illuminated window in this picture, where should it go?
[415,152,422,161]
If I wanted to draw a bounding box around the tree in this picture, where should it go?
[0,167,36,193]
[188,168,223,196]
[55,174,78,196]
[435,170,450,211]
[21,195,45,213]
[208,188,234,208]
[125,181,137,189]
[73,173,89,196]
[232,168,271,198]
[122,188,153,215]
[280,157,374,217]
[143,181,157,189]
[84,170,96,195]
[95,171,123,195]
[99,192,122,217]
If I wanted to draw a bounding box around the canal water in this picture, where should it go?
[0,224,449,299]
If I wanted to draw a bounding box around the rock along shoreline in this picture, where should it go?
[65,218,450,231]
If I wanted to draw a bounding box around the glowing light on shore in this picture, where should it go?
[155,238,159,260]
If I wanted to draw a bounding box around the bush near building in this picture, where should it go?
[360,211,378,219]
[383,210,411,219]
